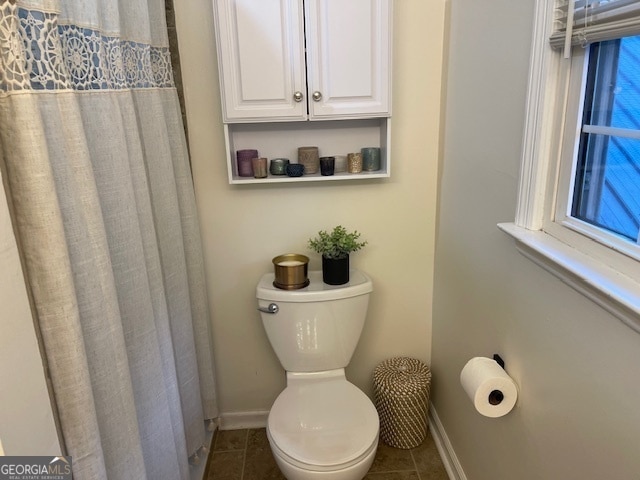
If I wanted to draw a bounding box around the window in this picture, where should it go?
[554,34,640,263]
[573,36,640,244]
[499,0,640,331]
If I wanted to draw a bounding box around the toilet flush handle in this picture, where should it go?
[257,303,279,314]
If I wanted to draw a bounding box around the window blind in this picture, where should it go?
[550,0,640,49]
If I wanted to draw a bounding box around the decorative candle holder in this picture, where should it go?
[334,155,347,173]
[272,253,310,290]
[361,147,381,171]
[236,149,258,177]
[320,156,335,176]
[286,163,305,177]
[347,152,363,174]
[252,157,268,178]
[298,146,319,175]
[269,158,289,175]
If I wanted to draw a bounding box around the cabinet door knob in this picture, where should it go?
[293,91,304,102]
[312,91,322,102]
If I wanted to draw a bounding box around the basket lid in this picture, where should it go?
[373,357,432,395]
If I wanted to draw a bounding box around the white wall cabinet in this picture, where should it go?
[214,0,306,121]
[212,0,393,183]
[304,0,391,120]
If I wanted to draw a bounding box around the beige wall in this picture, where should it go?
[173,0,445,416]
[0,172,60,455]
[433,0,640,478]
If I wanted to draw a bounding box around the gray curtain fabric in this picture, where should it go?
[0,1,218,479]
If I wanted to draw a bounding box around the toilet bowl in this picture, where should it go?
[256,270,378,479]
[267,370,379,479]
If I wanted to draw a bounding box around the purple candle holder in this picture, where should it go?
[237,149,258,177]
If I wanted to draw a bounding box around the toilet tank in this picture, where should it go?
[256,270,373,373]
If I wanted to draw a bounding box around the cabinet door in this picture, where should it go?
[305,0,392,119]
[214,0,307,122]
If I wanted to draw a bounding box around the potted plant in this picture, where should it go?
[308,225,367,285]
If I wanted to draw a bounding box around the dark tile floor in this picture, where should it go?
[204,428,449,480]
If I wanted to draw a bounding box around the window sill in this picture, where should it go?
[498,222,640,334]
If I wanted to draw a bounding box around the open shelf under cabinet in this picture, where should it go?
[224,118,391,185]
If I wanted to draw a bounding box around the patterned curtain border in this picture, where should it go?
[0,3,174,93]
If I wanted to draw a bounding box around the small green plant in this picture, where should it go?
[308,225,367,260]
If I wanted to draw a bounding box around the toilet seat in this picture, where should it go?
[267,375,379,472]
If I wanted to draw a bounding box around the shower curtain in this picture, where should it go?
[0,1,217,479]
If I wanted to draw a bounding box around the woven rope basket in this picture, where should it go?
[373,357,432,449]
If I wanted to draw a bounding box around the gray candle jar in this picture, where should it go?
[269,158,290,175]
[361,147,381,171]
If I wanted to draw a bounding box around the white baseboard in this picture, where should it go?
[218,410,269,430]
[429,406,467,480]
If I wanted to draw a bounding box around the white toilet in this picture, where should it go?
[256,269,379,480]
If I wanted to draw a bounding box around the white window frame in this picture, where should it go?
[498,0,640,333]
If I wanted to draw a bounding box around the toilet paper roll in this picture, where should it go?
[460,357,518,418]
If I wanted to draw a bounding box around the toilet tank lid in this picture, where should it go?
[257,269,372,302]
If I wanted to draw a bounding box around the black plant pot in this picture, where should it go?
[322,255,350,285]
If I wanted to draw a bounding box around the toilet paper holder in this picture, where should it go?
[490,354,506,406]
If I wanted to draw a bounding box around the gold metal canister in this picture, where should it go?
[272,254,310,290]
